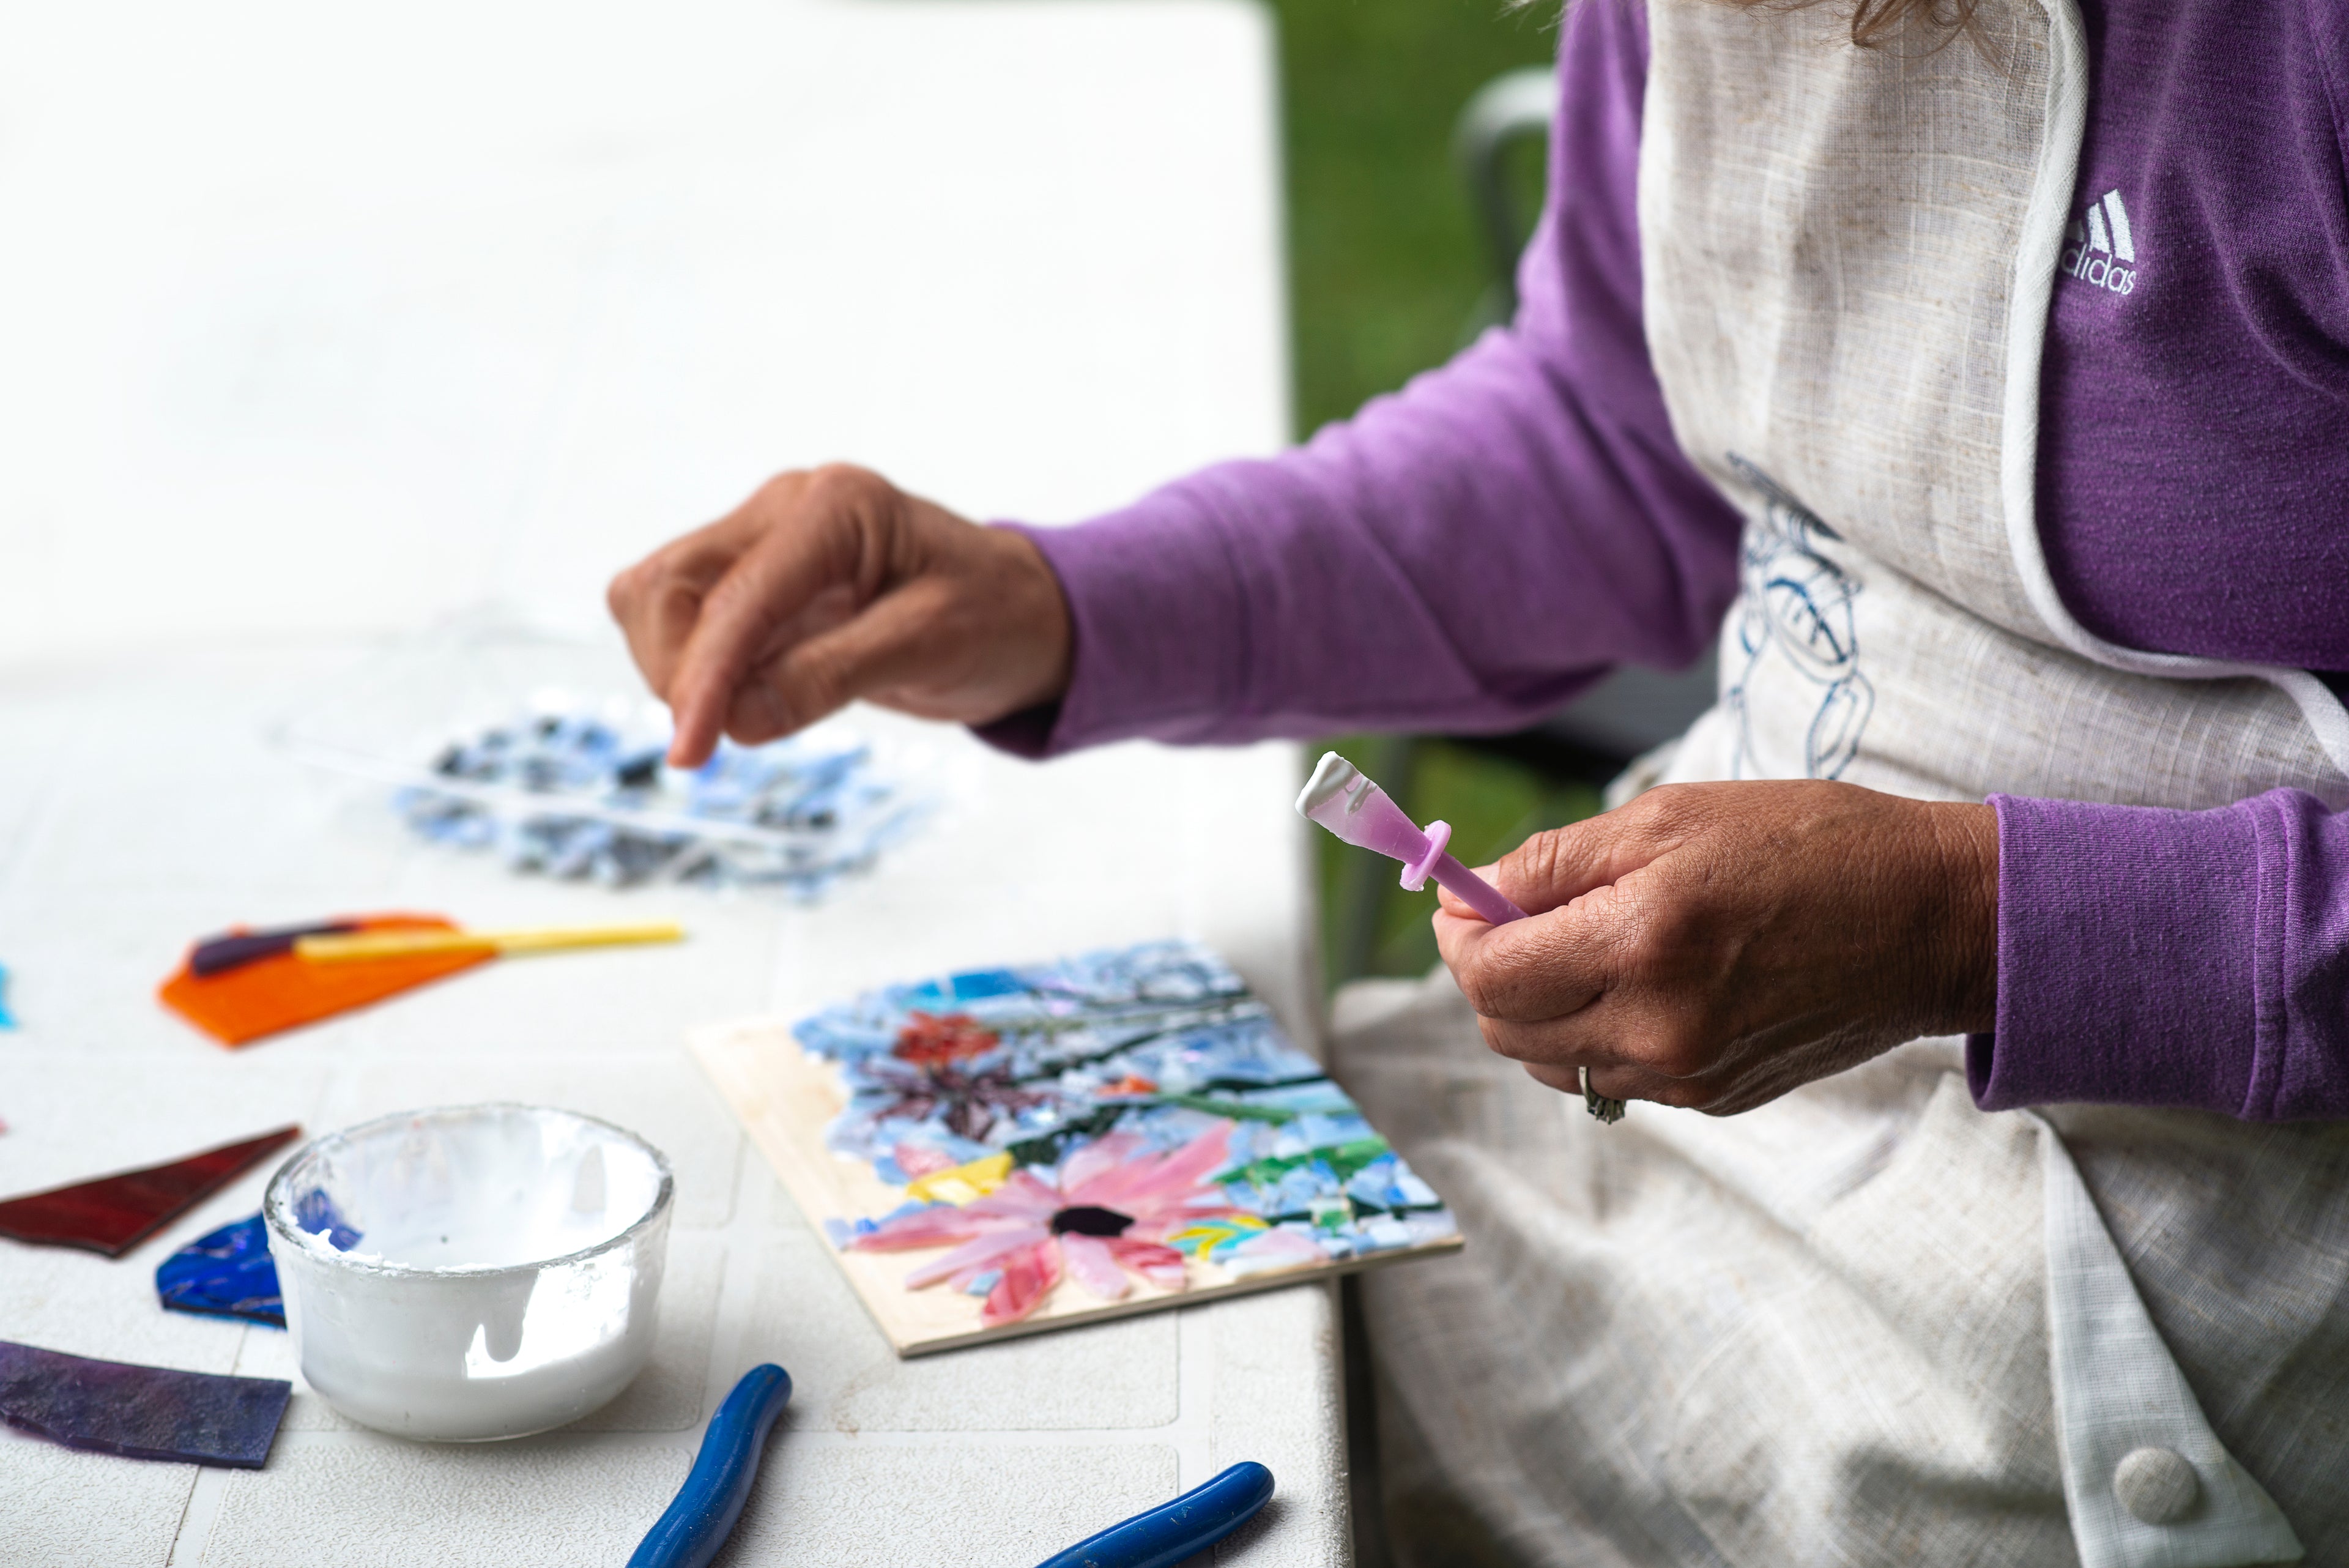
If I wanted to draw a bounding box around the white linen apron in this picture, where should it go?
[1343,2,2349,1563]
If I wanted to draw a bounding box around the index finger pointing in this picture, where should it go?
[607,506,771,702]
[664,476,891,765]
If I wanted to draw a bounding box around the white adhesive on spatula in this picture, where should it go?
[1296,749,1384,839]
[1296,751,1362,818]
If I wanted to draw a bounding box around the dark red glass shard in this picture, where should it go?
[0,1340,289,1468]
[0,1125,302,1258]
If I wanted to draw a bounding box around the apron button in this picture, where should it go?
[2113,1446,2200,1525]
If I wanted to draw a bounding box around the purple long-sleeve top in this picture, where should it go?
[990,0,2349,1122]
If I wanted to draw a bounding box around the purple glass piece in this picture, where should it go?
[0,1339,289,1468]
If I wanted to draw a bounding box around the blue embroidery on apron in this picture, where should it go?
[1724,455,1874,781]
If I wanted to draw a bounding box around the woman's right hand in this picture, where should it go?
[606,464,1074,767]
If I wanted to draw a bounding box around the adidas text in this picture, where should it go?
[2061,188,2137,295]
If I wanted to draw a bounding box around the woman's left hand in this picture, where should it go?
[1433,779,1999,1116]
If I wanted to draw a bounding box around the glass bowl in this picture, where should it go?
[263,1104,674,1441]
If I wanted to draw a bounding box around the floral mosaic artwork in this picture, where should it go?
[796,941,1460,1331]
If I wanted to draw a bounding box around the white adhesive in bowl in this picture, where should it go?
[264,1104,674,1441]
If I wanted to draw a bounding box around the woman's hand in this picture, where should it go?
[607,464,1073,767]
[1433,780,1998,1116]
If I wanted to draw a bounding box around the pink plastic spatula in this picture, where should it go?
[1298,752,1629,1123]
[1294,751,1527,924]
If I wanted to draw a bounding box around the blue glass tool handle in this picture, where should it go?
[626,1364,793,1568]
[1034,1461,1275,1568]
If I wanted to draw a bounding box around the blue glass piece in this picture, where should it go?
[0,962,13,1028]
[1393,1171,1441,1208]
[1274,1168,1325,1211]
[291,1189,362,1250]
[154,1214,285,1328]
[946,968,1025,1003]
[1293,1109,1375,1146]
[888,979,955,1012]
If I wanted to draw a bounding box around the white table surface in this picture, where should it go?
[0,3,1347,1564]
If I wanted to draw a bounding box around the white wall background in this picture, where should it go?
[0,0,1289,664]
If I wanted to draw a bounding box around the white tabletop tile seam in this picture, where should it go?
[164,1465,225,1568]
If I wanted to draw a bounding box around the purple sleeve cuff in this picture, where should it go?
[965,507,1242,760]
[1972,788,2349,1121]
[967,699,1059,760]
[981,505,1256,757]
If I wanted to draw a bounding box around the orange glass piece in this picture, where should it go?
[1097,1075,1160,1098]
[158,913,492,1047]
[0,1126,301,1257]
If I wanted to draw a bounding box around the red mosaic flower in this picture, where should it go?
[890,1010,1001,1065]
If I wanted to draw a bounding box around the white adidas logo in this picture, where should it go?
[2060,189,2137,294]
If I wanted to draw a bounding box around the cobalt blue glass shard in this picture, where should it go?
[155,1214,286,1328]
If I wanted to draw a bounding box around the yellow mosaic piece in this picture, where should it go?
[904,1151,1014,1205]
[1168,1214,1268,1257]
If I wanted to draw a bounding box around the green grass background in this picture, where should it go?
[1280,0,1557,434]
[1267,0,1599,986]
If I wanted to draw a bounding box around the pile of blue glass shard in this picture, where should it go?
[395,707,924,894]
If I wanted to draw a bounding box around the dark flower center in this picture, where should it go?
[1050,1205,1135,1238]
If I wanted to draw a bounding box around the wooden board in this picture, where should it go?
[692,1016,1463,1357]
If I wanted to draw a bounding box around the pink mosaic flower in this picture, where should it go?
[852,1121,1237,1327]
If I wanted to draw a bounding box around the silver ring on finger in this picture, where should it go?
[1579,1064,1627,1125]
